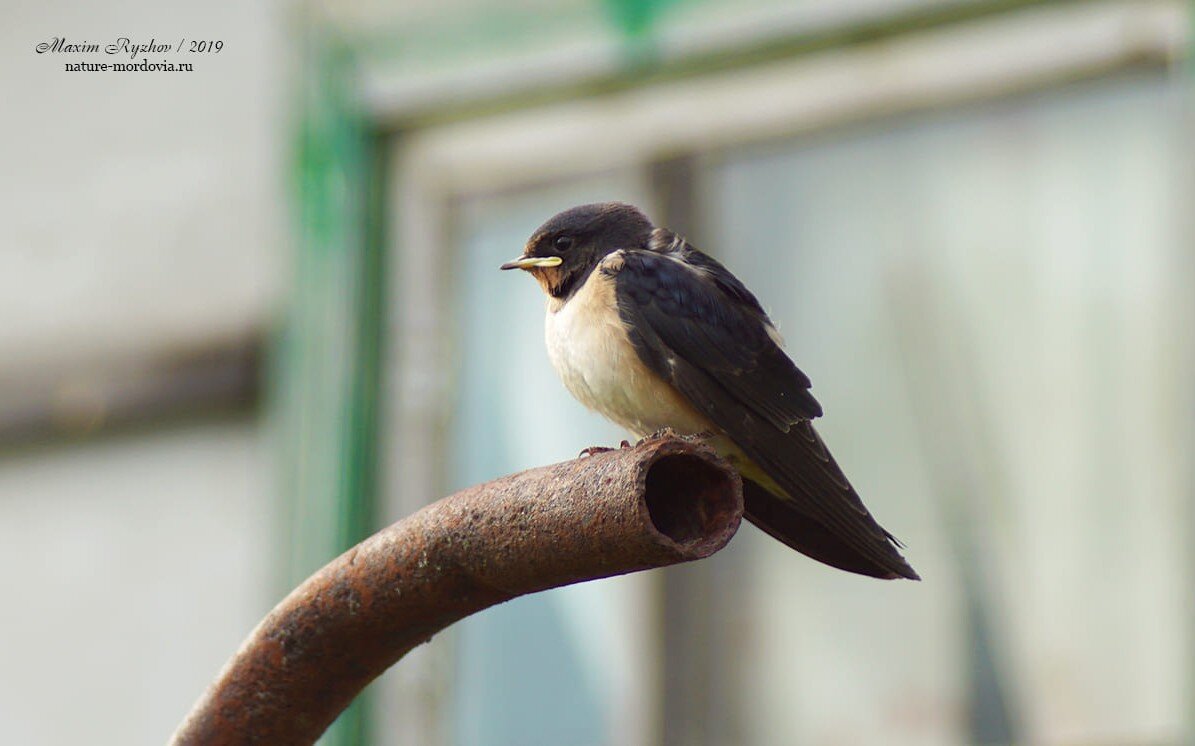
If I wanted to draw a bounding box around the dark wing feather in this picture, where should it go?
[742,479,900,579]
[615,249,821,428]
[611,246,917,580]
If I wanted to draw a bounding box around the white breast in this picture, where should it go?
[544,261,711,438]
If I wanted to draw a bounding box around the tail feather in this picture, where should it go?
[742,479,920,580]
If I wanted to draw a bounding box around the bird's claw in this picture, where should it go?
[578,440,634,458]
[578,445,614,458]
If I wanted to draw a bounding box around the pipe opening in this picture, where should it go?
[644,453,737,546]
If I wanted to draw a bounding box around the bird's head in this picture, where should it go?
[500,202,654,299]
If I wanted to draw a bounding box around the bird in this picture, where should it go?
[500,202,918,580]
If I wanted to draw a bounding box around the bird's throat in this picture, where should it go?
[534,265,587,301]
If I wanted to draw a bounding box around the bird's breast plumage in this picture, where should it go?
[544,255,711,438]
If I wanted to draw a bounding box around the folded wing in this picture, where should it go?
[609,243,917,580]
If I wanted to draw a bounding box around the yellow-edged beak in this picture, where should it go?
[499,255,563,271]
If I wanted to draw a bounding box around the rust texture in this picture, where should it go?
[171,435,742,745]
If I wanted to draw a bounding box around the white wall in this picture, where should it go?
[0,2,289,743]
[0,0,286,370]
[0,423,274,745]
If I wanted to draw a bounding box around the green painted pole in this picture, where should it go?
[273,16,382,746]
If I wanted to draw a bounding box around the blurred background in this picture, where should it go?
[2,1,1193,744]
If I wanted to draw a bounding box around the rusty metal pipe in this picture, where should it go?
[171,436,742,745]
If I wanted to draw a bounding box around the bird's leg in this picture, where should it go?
[636,428,719,447]
[635,427,678,446]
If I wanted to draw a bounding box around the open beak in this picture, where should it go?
[499,255,563,271]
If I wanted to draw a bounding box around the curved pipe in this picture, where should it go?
[172,436,742,745]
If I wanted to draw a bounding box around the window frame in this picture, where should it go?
[371,2,1191,744]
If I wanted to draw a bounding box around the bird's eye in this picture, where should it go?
[554,236,574,252]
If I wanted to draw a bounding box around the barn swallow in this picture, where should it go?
[501,202,918,580]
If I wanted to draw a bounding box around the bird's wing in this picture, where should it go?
[610,247,823,428]
[610,245,916,578]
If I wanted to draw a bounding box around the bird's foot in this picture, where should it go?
[635,427,678,446]
[578,440,633,458]
[636,428,717,446]
[578,445,614,458]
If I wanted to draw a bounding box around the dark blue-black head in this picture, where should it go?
[500,202,654,299]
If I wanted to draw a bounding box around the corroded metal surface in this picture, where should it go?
[172,436,742,745]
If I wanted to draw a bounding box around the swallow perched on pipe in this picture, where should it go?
[501,202,918,580]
